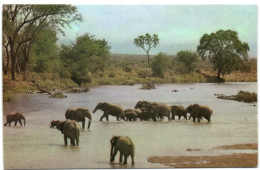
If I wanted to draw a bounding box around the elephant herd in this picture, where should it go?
[4,100,212,165]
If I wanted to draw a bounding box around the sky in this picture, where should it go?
[58,5,258,57]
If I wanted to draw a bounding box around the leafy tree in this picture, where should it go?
[134,33,159,68]
[175,51,200,73]
[60,34,110,86]
[151,53,172,78]
[2,5,82,80]
[197,29,249,79]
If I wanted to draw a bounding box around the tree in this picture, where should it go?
[59,34,111,86]
[151,53,172,78]
[134,33,159,68]
[175,51,200,73]
[2,5,82,80]
[197,29,249,79]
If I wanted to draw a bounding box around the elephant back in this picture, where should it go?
[106,103,124,116]
[63,119,80,139]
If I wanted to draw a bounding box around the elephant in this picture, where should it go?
[186,104,213,122]
[4,112,26,126]
[170,105,187,120]
[93,102,125,121]
[124,108,144,121]
[50,120,61,128]
[135,101,171,121]
[124,110,137,121]
[110,136,135,165]
[65,107,92,129]
[56,119,81,146]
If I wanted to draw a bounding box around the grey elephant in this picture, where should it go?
[93,102,125,121]
[135,101,171,121]
[56,119,81,146]
[124,110,137,121]
[65,107,92,129]
[110,136,135,165]
[4,112,26,126]
[124,108,144,121]
[50,120,61,128]
[186,104,213,122]
[170,105,187,120]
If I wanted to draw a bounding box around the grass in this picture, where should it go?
[236,91,257,102]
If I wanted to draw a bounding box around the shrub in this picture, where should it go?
[50,92,66,98]
[151,53,172,78]
[236,91,257,102]
[175,50,200,73]
[123,66,132,72]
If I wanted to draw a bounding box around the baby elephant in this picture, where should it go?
[4,112,26,127]
[170,105,187,120]
[186,104,213,122]
[50,120,61,128]
[56,119,81,146]
[110,136,135,165]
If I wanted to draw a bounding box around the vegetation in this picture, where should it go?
[50,92,66,98]
[197,30,250,79]
[2,6,256,98]
[217,91,257,103]
[3,4,82,80]
[134,33,159,68]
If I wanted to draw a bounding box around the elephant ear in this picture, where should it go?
[57,121,65,133]
[192,104,200,113]
[110,136,120,145]
[76,108,86,119]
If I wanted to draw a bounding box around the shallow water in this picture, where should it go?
[3,82,257,169]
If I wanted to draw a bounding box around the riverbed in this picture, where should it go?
[3,82,257,169]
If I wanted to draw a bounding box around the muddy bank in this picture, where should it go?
[148,143,258,168]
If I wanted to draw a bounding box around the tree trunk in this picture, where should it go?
[16,57,20,74]
[147,52,150,68]
[23,59,28,81]
[11,55,16,80]
[4,53,10,75]
[217,69,221,79]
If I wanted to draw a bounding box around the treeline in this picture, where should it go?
[2,5,255,89]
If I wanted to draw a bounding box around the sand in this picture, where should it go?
[148,143,258,168]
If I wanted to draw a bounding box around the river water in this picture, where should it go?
[3,82,257,169]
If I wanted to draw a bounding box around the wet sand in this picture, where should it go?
[148,143,258,168]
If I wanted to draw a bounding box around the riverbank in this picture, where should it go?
[148,143,258,168]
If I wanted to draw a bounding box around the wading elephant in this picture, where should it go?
[50,120,61,128]
[124,108,144,121]
[170,105,187,120]
[93,103,125,121]
[110,136,135,165]
[56,119,81,146]
[186,104,213,122]
[135,101,171,121]
[4,112,26,126]
[124,110,137,121]
[65,107,92,129]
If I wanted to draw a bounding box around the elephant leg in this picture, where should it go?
[71,139,75,146]
[111,148,118,162]
[193,117,196,122]
[82,121,85,129]
[172,115,175,120]
[64,135,68,145]
[4,122,8,126]
[131,153,135,165]
[197,117,200,122]
[15,120,17,126]
[106,116,109,121]
[119,153,123,163]
[18,119,22,126]
[100,114,105,121]
[178,116,181,120]
[76,138,79,146]
[123,155,128,164]
[116,116,119,121]
[9,122,11,126]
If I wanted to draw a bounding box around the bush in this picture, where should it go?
[50,92,66,98]
[175,50,200,73]
[236,91,257,102]
[151,53,172,78]
[123,66,132,72]
[109,72,116,78]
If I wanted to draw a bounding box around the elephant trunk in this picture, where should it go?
[110,145,114,161]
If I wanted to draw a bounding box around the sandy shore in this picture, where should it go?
[148,143,258,168]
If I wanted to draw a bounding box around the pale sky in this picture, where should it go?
[58,5,258,57]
